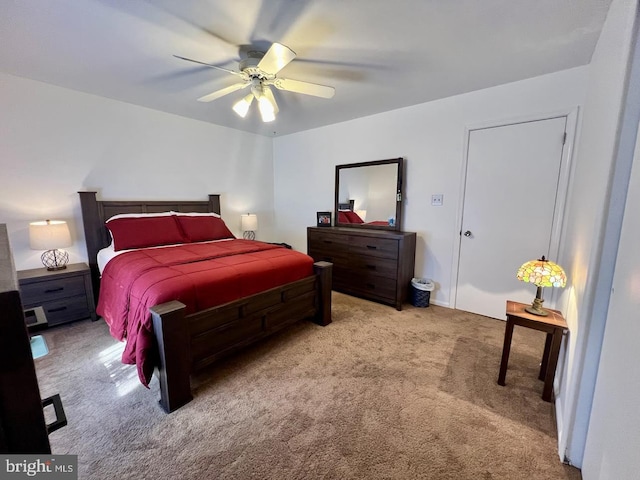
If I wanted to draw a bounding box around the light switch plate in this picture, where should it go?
[431,194,443,206]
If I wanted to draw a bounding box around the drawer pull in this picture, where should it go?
[48,306,68,313]
[366,245,377,250]
[366,283,376,289]
[366,265,376,270]
[322,257,333,262]
[323,240,333,244]
[45,287,64,293]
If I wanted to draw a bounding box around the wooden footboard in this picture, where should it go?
[150,261,332,413]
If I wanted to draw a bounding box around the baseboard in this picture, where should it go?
[430,299,450,308]
[554,387,570,465]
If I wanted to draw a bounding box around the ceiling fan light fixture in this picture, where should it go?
[175,41,334,124]
[258,95,276,123]
[232,93,254,118]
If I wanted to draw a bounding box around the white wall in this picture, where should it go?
[0,73,274,270]
[273,66,588,307]
[582,122,640,480]
[555,0,639,467]
[581,1,640,478]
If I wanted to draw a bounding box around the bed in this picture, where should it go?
[79,192,332,413]
[337,200,389,226]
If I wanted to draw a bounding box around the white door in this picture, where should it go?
[455,117,567,319]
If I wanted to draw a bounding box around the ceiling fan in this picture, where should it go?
[174,42,335,122]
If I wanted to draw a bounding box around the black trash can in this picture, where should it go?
[410,278,435,307]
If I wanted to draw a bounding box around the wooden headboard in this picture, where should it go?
[337,199,355,211]
[78,192,221,301]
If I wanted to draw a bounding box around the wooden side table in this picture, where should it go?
[498,300,568,402]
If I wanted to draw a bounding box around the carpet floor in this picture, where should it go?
[35,292,581,479]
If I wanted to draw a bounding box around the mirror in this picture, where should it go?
[334,158,404,231]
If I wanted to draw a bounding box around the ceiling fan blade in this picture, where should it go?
[197,82,249,103]
[173,55,246,78]
[263,86,279,114]
[272,78,335,99]
[257,42,296,75]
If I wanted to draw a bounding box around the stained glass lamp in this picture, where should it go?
[516,256,567,316]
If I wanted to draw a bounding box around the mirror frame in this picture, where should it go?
[334,157,404,231]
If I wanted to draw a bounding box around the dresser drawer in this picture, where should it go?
[39,295,91,326]
[309,249,349,267]
[349,255,398,277]
[337,273,397,303]
[308,230,349,266]
[349,235,398,259]
[309,232,349,251]
[20,275,86,306]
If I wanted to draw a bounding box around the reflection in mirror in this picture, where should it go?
[335,158,403,231]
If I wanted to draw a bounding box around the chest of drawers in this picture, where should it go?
[307,227,416,310]
[18,263,97,327]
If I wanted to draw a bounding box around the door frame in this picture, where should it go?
[449,108,580,311]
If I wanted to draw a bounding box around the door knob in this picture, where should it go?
[463,230,472,237]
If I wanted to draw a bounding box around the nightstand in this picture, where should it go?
[18,263,97,327]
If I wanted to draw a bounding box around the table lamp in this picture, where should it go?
[516,255,566,316]
[241,214,258,240]
[29,220,72,270]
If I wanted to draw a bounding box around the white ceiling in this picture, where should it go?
[0,0,612,137]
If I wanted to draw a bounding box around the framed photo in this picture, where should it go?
[316,211,332,227]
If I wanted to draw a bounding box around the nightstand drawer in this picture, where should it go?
[39,295,91,326]
[20,275,86,306]
[18,263,97,326]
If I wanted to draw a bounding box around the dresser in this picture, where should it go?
[307,227,416,310]
[1,224,54,453]
[18,263,97,327]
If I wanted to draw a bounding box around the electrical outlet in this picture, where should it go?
[431,194,443,206]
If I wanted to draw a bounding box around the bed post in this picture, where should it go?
[208,195,221,215]
[313,261,332,326]
[150,301,192,413]
[78,191,103,303]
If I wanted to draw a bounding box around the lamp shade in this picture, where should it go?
[517,256,566,288]
[29,220,72,250]
[232,93,254,118]
[241,214,258,232]
[258,96,275,122]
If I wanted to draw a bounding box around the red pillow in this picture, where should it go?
[344,211,364,224]
[174,215,235,242]
[338,211,350,223]
[106,216,187,251]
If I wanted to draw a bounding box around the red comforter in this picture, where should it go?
[97,240,314,386]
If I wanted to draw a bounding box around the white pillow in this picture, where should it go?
[105,211,173,223]
[170,211,221,218]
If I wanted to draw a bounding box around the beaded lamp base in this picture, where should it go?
[41,249,69,270]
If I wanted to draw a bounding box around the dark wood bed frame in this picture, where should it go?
[78,192,332,413]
